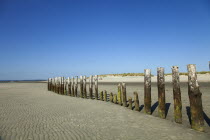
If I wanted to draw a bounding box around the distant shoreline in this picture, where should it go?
[0,80,47,83]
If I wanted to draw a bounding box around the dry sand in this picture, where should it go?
[0,83,210,140]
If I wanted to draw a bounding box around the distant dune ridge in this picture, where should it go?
[97,73,210,83]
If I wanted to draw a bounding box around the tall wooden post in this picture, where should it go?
[72,77,75,97]
[104,90,107,102]
[83,76,87,98]
[144,69,151,114]
[89,75,93,99]
[134,92,140,111]
[157,67,166,119]
[128,97,132,110]
[172,66,182,124]
[187,64,204,132]
[117,83,122,105]
[122,83,127,107]
[80,76,83,98]
[94,75,98,100]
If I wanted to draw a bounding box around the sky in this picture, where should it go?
[0,0,210,80]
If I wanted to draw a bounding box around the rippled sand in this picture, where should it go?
[0,83,209,140]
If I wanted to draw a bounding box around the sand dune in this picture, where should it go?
[0,83,209,140]
[98,74,210,83]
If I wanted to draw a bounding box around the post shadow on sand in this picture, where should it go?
[151,102,170,117]
[139,105,144,112]
[187,106,210,127]
[186,106,192,125]
[165,103,171,118]
[151,101,158,114]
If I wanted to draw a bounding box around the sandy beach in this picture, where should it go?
[0,82,210,140]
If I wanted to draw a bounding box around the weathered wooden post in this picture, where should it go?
[110,92,113,102]
[83,76,87,98]
[187,64,204,132]
[53,78,55,92]
[128,97,132,110]
[68,77,72,96]
[113,94,117,104]
[172,66,182,124]
[58,77,61,94]
[89,75,93,99]
[157,67,166,119]
[117,83,122,105]
[75,76,78,97]
[48,78,50,91]
[100,91,103,101]
[54,78,56,92]
[104,90,107,102]
[66,78,69,95]
[62,77,65,94]
[64,78,67,95]
[94,75,98,100]
[144,69,151,114]
[134,92,140,111]
[59,77,62,94]
[80,76,83,98]
[72,77,75,97]
[122,83,127,107]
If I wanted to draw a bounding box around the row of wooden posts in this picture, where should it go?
[47,64,204,132]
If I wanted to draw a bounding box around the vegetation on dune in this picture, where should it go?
[165,71,210,76]
[99,71,210,77]
[99,73,154,77]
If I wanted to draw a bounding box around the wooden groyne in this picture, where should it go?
[47,64,205,132]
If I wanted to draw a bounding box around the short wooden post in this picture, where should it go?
[64,78,67,95]
[60,77,62,94]
[100,91,103,101]
[122,83,127,107]
[54,78,56,93]
[72,77,75,97]
[144,69,151,114]
[187,64,204,132]
[113,94,117,104]
[117,83,122,105]
[68,78,72,96]
[83,76,87,98]
[94,75,98,100]
[157,67,166,119]
[89,75,93,99]
[62,77,65,95]
[172,66,182,124]
[53,78,55,92]
[80,76,83,98]
[59,77,61,94]
[128,97,132,110]
[67,77,70,96]
[104,90,107,102]
[110,92,113,102]
[48,78,50,91]
[75,76,78,97]
[134,92,140,111]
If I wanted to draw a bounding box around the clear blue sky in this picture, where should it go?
[0,0,210,80]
